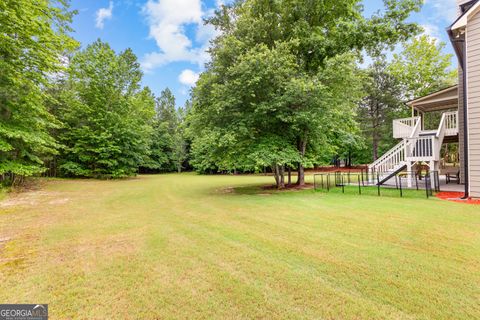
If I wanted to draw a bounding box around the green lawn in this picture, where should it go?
[0,174,479,319]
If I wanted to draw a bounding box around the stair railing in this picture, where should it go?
[393,116,420,138]
[368,140,406,173]
[369,117,422,174]
[434,112,448,161]
[409,116,422,138]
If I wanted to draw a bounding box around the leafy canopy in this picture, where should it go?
[189,0,422,186]
[390,35,457,99]
[0,0,77,180]
[55,40,155,178]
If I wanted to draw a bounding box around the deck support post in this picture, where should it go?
[431,160,439,192]
[429,160,436,191]
[406,161,412,188]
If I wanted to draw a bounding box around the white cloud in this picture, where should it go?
[141,0,221,72]
[96,1,114,29]
[426,0,457,22]
[179,69,200,86]
[420,23,441,42]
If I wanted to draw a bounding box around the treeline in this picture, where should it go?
[51,41,189,178]
[1,0,456,189]
[1,1,188,185]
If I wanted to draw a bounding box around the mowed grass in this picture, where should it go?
[0,174,479,319]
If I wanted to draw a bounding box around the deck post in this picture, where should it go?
[406,161,412,188]
[429,160,436,191]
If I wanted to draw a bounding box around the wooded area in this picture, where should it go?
[0,0,456,188]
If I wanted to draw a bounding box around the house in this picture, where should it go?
[369,0,480,198]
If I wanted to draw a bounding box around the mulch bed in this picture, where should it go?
[435,191,480,205]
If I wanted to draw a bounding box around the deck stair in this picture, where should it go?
[368,111,458,186]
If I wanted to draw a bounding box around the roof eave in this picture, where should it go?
[449,1,480,32]
[406,85,459,107]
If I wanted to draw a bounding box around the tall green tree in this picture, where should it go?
[148,88,188,172]
[189,0,421,188]
[358,57,404,162]
[55,40,155,178]
[172,111,188,173]
[389,35,457,99]
[147,89,176,172]
[389,35,457,130]
[0,0,77,184]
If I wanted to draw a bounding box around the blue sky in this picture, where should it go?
[70,0,459,107]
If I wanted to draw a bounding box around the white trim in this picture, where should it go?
[452,15,468,31]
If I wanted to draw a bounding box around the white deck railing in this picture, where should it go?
[443,111,458,136]
[370,117,421,173]
[393,117,420,139]
[406,136,435,161]
[368,140,406,173]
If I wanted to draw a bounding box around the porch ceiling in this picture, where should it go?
[406,85,458,113]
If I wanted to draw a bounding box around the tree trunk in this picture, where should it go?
[372,133,378,161]
[272,164,285,189]
[372,106,379,161]
[296,137,307,186]
[279,165,285,188]
[333,156,340,168]
[296,163,305,186]
[287,167,292,186]
[273,164,279,188]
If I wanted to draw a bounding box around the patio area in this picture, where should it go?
[378,172,464,193]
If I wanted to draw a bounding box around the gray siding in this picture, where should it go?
[466,11,480,197]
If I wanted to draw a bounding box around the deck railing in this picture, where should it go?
[406,136,435,160]
[443,111,458,136]
[372,111,457,175]
[393,117,420,139]
[368,140,406,173]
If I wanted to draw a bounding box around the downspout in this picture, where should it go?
[448,26,469,199]
[461,39,470,199]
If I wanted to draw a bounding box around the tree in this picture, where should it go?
[388,35,458,132]
[131,87,157,171]
[189,0,421,188]
[0,0,77,185]
[55,40,155,178]
[147,89,182,172]
[148,89,176,172]
[389,35,457,99]
[357,57,404,162]
[147,88,189,173]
